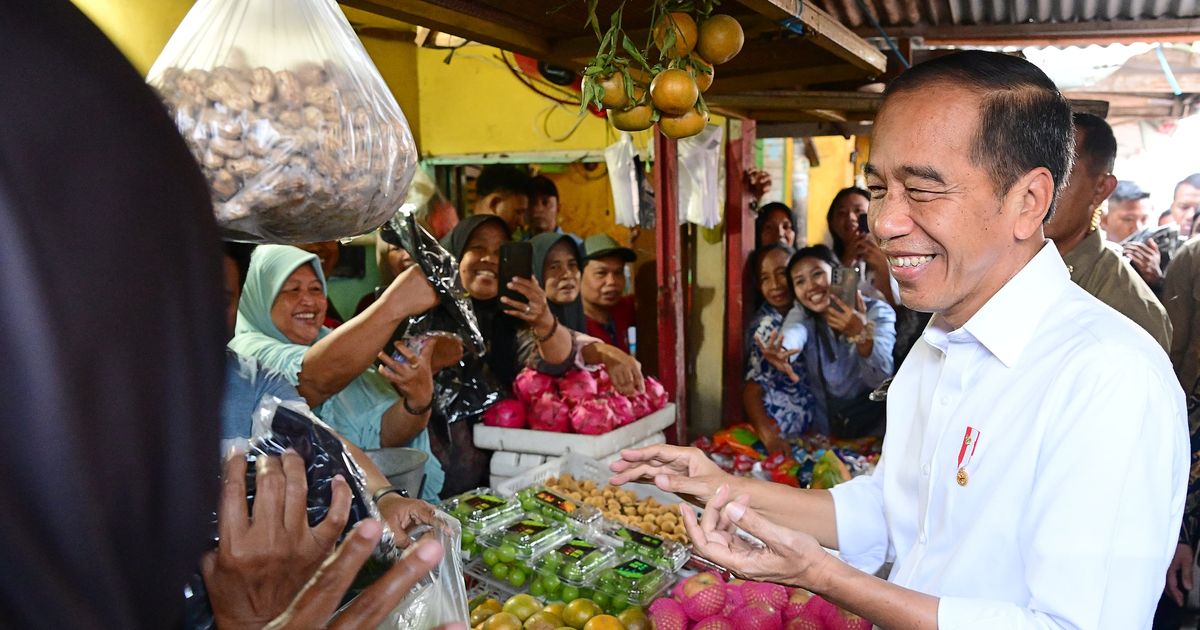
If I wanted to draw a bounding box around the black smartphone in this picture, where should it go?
[499,241,533,305]
[857,213,869,235]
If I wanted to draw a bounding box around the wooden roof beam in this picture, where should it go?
[734,0,887,74]
[708,64,876,92]
[340,0,554,59]
[709,90,883,112]
[854,18,1200,46]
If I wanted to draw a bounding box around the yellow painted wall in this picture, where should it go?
[359,34,423,149]
[71,0,192,75]
[415,44,657,157]
[805,135,859,246]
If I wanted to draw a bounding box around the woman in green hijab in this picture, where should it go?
[229,245,447,500]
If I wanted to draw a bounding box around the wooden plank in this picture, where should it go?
[853,18,1200,45]
[735,0,887,74]
[707,64,872,92]
[710,90,884,112]
[654,134,687,443]
[341,0,554,58]
[721,119,757,426]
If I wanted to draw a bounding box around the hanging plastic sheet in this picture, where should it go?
[606,133,641,227]
[677,123,724,228]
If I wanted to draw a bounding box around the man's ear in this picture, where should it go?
[1010,167,1055,241]
[1092,174,1118,210]
[483,193,503,215]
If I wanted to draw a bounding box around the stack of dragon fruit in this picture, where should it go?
[482,367,669,435]
[647,571,871,630]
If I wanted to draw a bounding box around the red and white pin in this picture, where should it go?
[956,426,981,486]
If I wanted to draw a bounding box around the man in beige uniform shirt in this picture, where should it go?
[1044,112,1171,352]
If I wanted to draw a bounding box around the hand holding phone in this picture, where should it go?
[830,266,860,307]
[499,241,533,306]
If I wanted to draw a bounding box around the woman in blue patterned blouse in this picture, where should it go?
[744,244,822,453]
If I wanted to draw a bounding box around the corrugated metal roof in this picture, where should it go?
[814,0,1200,28]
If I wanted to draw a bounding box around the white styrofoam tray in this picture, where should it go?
[489,432,667,478]
[473,403,675,459]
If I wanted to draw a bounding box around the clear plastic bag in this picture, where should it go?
[375,512,470,629]
[147,0,418,244]
[183,396,402,628]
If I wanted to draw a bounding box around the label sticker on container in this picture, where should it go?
[463,495,504,513]
[556,539,598,560]
[507,520,550,536]
[615,558,656,579]
[535,489,577,513]
[619,527,664,549]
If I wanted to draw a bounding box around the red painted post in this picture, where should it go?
[721,119,757,426]
[654,133,687,444]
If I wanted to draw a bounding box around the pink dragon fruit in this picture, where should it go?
[644,375,669,410]
[695,616,736,630]
[594,367,613,393]
[649,598,688,630]
[607,392,636,427]
[629,392,655,418]
[482,398,526,428]
[513,367,555,403]
[743,582,788,611]
[558,369,598,405]
[722,581,746,616]
[732,602,783,630]
[678,572,727,621]
[569,399,615,435]
[784,615,824,630]
[782,588,816,621]
[823,607,872,630]
[527,392,570,432]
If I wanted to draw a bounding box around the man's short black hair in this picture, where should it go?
[1175,173,1200,196]
[1072,112,1116,176]
[476,164,533,199]
[221,241,256,286]
[530,175,558,200]
[883,50,1075,223]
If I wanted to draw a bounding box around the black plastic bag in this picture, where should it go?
[384,212,484,356]
[182,397,399,629]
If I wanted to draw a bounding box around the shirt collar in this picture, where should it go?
[1060,228,1103,280]
[923,241,1069,367]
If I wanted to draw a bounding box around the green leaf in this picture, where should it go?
[622,35,649,68]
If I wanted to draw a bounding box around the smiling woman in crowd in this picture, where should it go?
[228,244,446,500]
[743,244,821,452]
[767,245,895,438]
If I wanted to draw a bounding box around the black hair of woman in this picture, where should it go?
[755,201,797,249]
[826,187,870,257]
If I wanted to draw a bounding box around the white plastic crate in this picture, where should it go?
[494,451,680,507]
[472,403,675,459]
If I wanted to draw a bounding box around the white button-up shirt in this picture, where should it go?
[829,242,1189,629]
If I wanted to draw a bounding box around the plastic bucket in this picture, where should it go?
[362,447,427,499]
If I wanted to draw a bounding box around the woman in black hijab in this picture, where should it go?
[530,232,586,333]
[430,215,575,495]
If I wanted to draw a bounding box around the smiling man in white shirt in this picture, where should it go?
[610,50,1188,629]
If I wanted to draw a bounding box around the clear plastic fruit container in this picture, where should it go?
[515,485,602,529]
[477,515,572,590]
[441,488,522,534]
[592,557,673,608]
[535,537,617,586]
[604,523,691,571]
[439,488,522,559]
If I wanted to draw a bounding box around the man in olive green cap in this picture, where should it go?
[581,233,637,353]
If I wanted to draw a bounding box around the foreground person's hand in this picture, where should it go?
[1166,542,1195,606]
[265,520,454,629]
[203,450,351,630]
[609,444,730,505]
[681,484,827,588]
